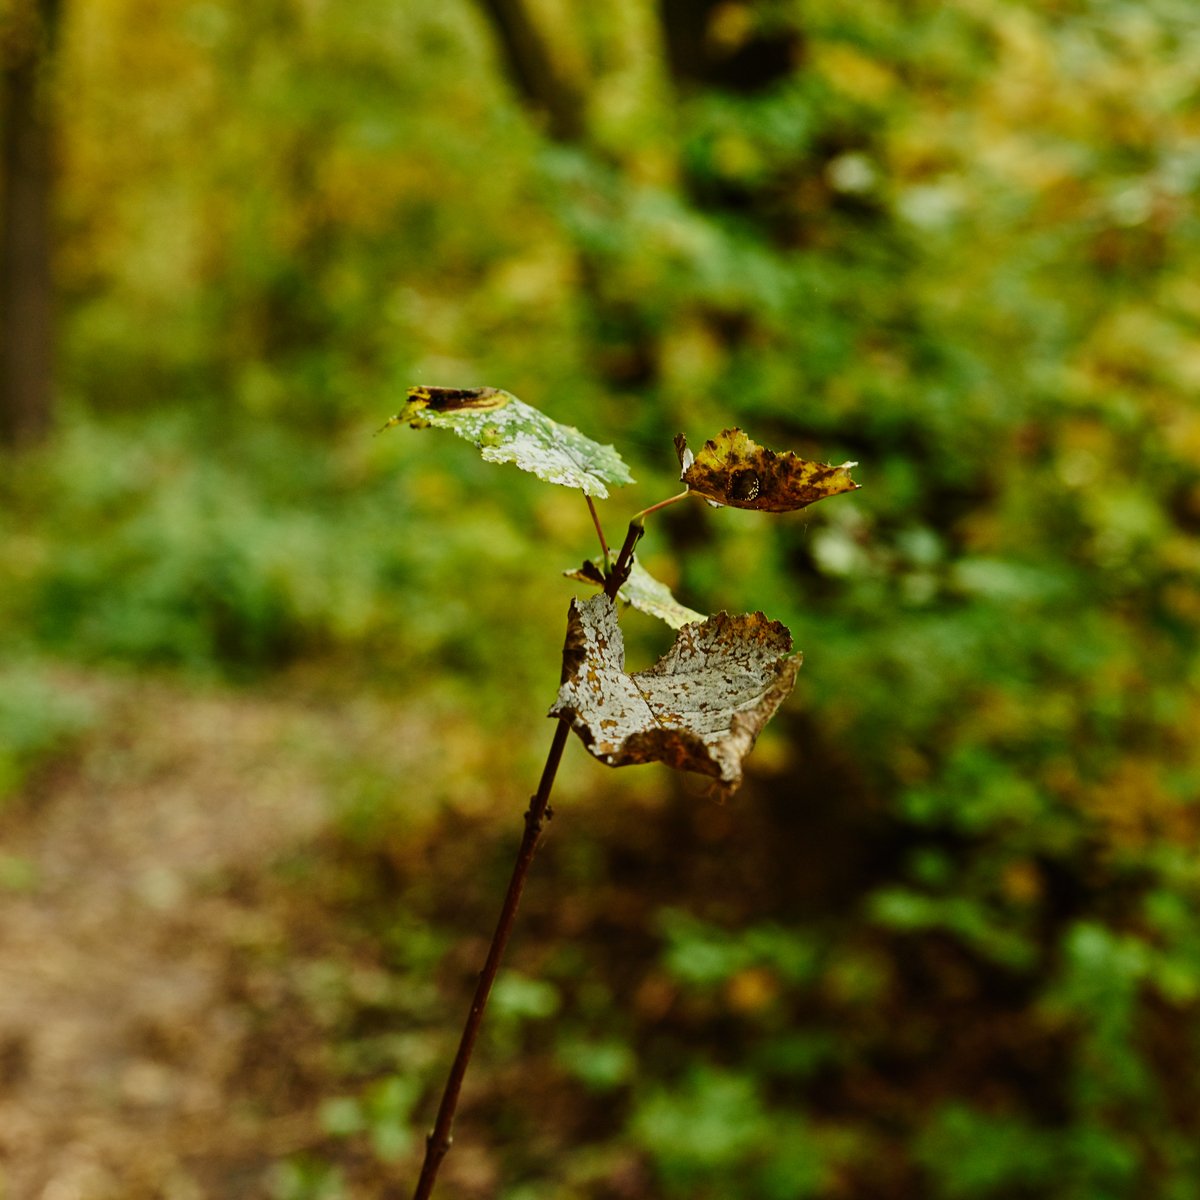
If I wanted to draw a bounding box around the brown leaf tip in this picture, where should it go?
[407,385,509,412]
[673,432,694,472]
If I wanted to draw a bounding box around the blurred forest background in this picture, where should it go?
[2,0,1200,1197]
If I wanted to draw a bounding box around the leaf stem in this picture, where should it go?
[585,493,610,564]
[411,717,571,1200]
[635,489,691,521]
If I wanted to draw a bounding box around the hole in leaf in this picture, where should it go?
[727,469,761,503]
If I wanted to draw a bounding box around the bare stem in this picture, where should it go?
[585,493,610,564]
[411,717,571,1200]
[605,516,645,598]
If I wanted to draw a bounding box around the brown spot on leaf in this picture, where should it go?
[727,468,761,503]
[410,386,509,412]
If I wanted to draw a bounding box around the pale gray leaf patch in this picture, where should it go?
[549,593,802,799]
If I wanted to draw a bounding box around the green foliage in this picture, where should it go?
[630,1068,833,1199]
[0,408,569,707]
[319,1074,423,1163]
[555,1036,636,1093]
[490,971,562,1022]
[913,1106,1067,1199]
[3,414,377,671]
[0,854,39,892]
[658,909,821,990]
[269,1157,346,1200]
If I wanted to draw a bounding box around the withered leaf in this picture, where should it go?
[549,593,801,798]
[381,386,634,498]
[564,557,706,630]
[674,428,859,512]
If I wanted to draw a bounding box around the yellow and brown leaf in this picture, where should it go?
[675,428,859,512]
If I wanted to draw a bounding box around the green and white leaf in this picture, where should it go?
[382,386,634,498]
[564,557,706,630]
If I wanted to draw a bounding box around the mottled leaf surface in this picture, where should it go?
[383,386,634,497]
[564,558,706,630]
[675,428,858,512]
[549,594,801,798]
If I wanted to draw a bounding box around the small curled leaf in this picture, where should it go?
[382,386,634,498]
[565,557,706,630]
[674,428,859,512]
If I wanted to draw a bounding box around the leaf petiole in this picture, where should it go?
[634,489,691,521]
[584,493,611,565]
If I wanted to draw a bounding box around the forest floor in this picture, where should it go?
[0,669,394,1200]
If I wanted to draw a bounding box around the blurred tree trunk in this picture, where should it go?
[473,2,806,390]
[472,0,584,143]
[658,0,799,93]
[0,0,60,448]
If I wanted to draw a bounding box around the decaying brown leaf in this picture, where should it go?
[549,593,802,798]
[675,428,859,512]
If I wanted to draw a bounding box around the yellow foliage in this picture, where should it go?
[726,966,780,1015]
[1093,766,1186,850]
[810,41,896,104]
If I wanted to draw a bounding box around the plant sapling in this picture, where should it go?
[380,385,858,1198]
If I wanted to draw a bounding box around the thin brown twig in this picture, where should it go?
[410,506,648,1199]
[411,718,571,1200]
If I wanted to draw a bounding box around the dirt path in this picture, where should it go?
[0,676,338,1200]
